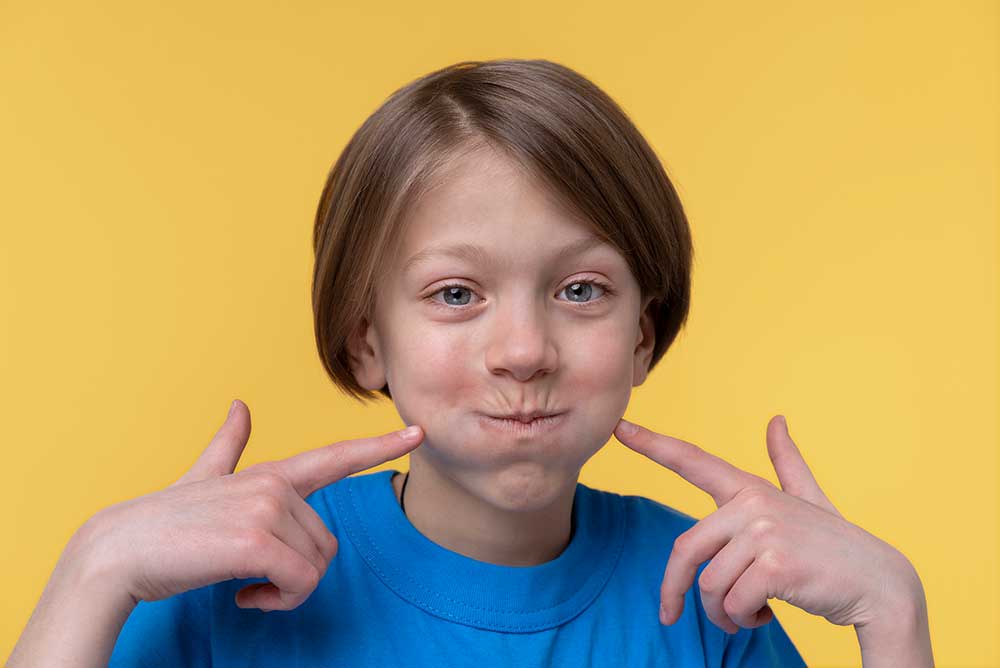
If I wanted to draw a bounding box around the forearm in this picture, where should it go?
[854,561,934,668]
[7,523,138,668]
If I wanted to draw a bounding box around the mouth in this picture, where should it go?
[486,410,564,423]
[477,411,568,436]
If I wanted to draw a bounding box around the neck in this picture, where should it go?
[393,451,577,567]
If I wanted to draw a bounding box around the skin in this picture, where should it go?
[348,141,657,566]
[348,141,934,664]
[6,402,426,667]
[613,417,934,666]
[7,144,931,666]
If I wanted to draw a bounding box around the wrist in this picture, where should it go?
[854,556,934,668]
[65,512,141,608]
[6,518,140,667]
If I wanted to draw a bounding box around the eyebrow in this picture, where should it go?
[402,234,612,275]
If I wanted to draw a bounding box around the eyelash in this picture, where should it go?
[424,278,615,311]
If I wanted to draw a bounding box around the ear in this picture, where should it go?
[346,314,388,391]
[631,295,657,387]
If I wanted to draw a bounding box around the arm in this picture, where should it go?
[614,417,937,667]
[7,519,139,668]
[7,406,424,667]
[854,559,934,668]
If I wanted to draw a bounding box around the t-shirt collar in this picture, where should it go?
[333,469,625,632]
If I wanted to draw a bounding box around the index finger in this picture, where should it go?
[272,425,424,498]
[614,419,765,507]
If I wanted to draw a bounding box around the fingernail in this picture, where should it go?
[781,415,789,432]
[399,425,421,439]
[228,400,238,418]
[617,418,638,436]
[659,604,668,625]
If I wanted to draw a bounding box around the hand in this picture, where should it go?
[75,399,424,612]
[613,415,924,635]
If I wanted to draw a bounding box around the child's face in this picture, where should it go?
[353,144,656,511]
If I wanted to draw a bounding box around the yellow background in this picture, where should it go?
[1,1,996,665]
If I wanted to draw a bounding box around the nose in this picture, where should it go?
[484,298,559,382]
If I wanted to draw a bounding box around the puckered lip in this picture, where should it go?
[481,410,566,423]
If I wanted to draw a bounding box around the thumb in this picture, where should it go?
[171,399,251,487]
[766,415,842,518]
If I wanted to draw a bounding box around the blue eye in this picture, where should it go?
[440,285,472,306]
[561,281,603,303]
[427,279,613,310]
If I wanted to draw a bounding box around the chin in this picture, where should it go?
[480,462,577,512]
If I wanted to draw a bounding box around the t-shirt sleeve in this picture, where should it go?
[108,585,213,668]
[720,611,807,668]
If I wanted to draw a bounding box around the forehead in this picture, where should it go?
[394,146,609,268]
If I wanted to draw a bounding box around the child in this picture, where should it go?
[9,58,931,667]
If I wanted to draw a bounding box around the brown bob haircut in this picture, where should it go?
[312,58,693,404]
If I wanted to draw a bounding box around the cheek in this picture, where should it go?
[416,331,477,393]
[564,319,635,378]
[384,323,478,422]
[383,312,638,450]
[559,319,637,423]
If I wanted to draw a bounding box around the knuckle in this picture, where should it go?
[241,462,274,479]
[758,548,786,576]
[697,568,718,594]
[324,531,340,560]
[736,486,772,512]
[304,564,321,591]
[308,541,326,572]
[242,527,272,553]
[250,494,285,523]
[242,461,267,474]
[706,605,732,632]
[323,442,350,466]
[232,529,271,578]
[751,473,777,488]
[252,471,290,495]
[671,530,697,557]
[747,516,780,541]
[723,595,743,620]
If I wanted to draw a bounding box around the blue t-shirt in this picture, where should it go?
[109,470,806,667]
